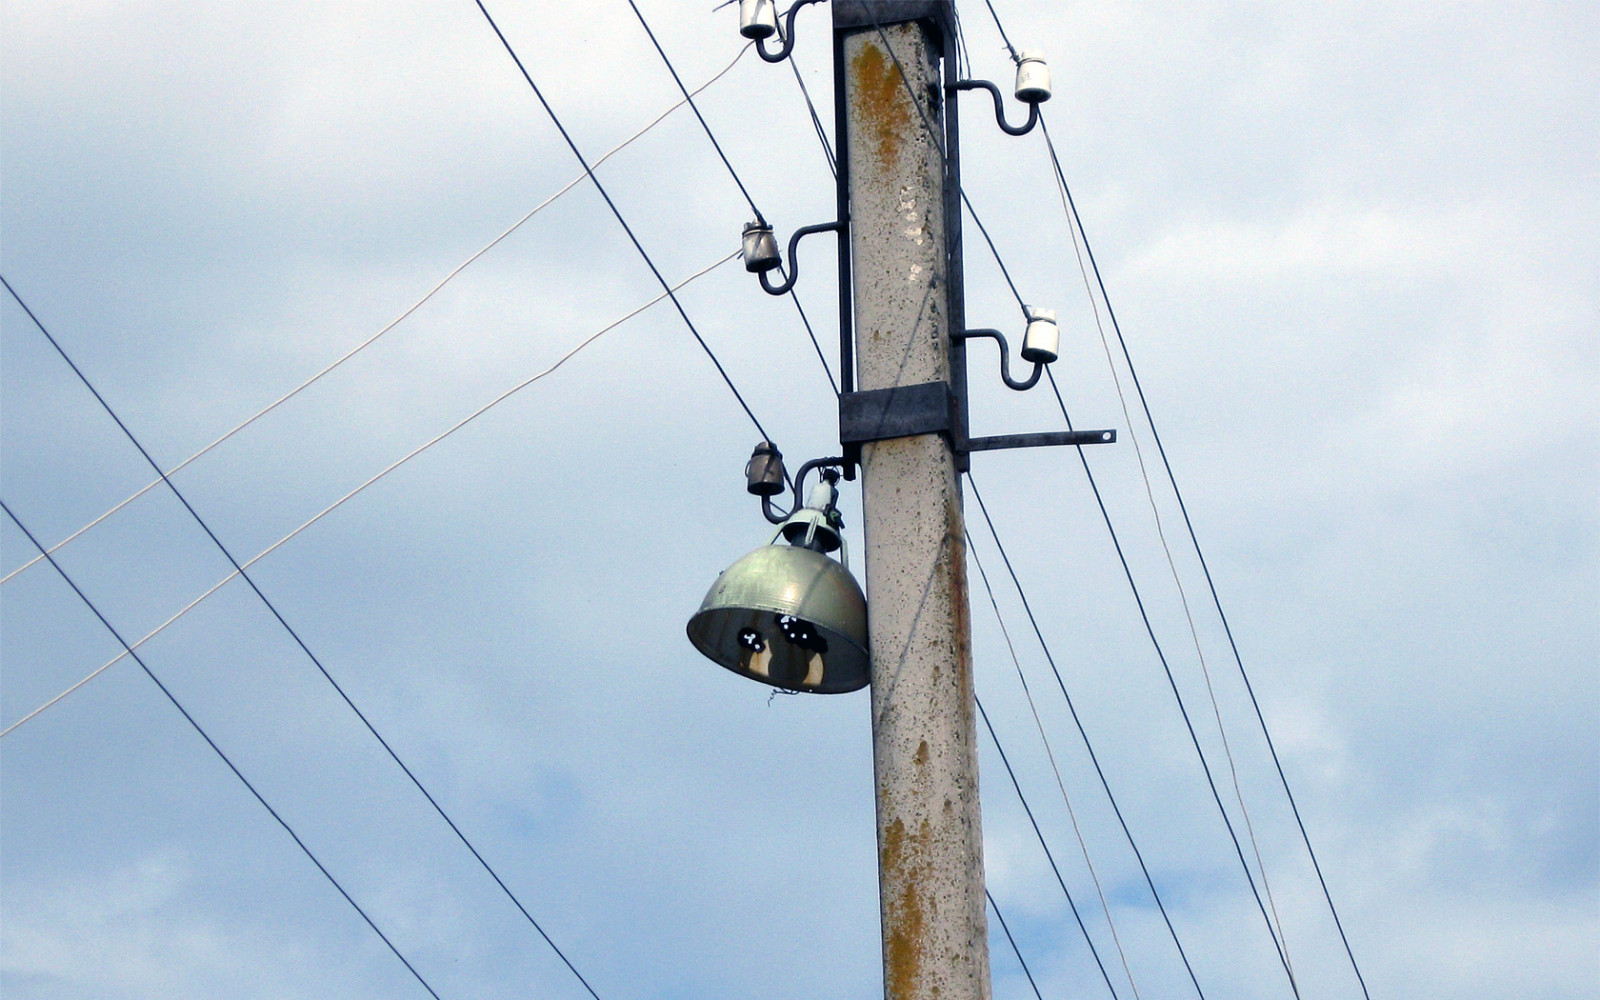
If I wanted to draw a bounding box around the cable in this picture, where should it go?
[474,0,773,444]
[1,252,737,740]
[0,44,753,591]
[623,1,839,398]
[623,1,764,222]
[1035,115,1298,985]
[1024,382,1300,996]
[974,695,1122,1000]
[1037,113,1370,999]
[1,277,620,1000]
[968,531,1143,1000]
[0,499,445,1000]
[966,474,1208,998]
[787,54,836,177]
[986,889,1046,1000]
[979,0,1020,63]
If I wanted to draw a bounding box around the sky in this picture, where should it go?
[2,1,1596,999]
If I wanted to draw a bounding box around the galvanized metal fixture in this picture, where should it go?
[687,458,869,694]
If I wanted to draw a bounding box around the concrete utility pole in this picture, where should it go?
[835,4,993,999]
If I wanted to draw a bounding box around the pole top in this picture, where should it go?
[832,0,954,35]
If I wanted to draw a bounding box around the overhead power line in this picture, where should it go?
[0,276,615,1000]
[967,530,1143,1000]
[0,43,753,590]
[1034,111,1371,999]
[473,0,775,442]
[967,473,1209,1000]
[1035,113,1298,983]
[0,499,445,1000]
[974,693,1123,1000]
[1,252,737,740]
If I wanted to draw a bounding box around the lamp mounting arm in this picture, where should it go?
[952,79,1040,137]
[755,0,824,63]
[758,220,846,296]
[955,329,1044,391]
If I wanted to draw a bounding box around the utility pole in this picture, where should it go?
[834,5,993,999]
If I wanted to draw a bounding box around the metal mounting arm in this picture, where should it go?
[756,0,825,63]
[955,329,1044,391]
[760,456,847,523]
[952,79,1040,137]
[758,220,846,296]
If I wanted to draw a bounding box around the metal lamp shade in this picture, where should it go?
[687,543,869,694]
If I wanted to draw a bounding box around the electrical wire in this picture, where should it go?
[1025,380,1301,996]
[1,277,631,1000]
[968,530,1143,1000]
[987,889,1046,1000]
[473,0,773,444]
[0,43,753,591]
[974,695,1122,1000]
[627,1,839,398]
[0,252,738,740]
[1035,114,1298,986]
[0,498,445,1000]
[1036,113,1370,999]
[966,474,1209,999]
[787,54,836,177]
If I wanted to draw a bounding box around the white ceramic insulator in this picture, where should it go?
[1021,306,1060,364]
[739,0,778,40]
[1014,50,1052,103]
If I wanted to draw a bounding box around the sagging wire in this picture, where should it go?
[0,43,755,590]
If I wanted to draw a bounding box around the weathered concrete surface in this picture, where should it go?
[843,16,992,1000]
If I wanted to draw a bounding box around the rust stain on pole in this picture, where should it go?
[850,40,912,171]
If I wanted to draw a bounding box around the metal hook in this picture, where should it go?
[756,0,825,63]
[757,220,846,296]
[955,329,1044,391]
[952,79,1041,137]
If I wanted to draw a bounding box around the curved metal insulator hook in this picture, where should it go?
[756,0,825,63]
[757,220,846,296]
[953,79,1041,137]
[956,329,1045,391]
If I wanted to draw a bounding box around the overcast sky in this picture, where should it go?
[2,2,1595,999]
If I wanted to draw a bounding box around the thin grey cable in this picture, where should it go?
[1035,115,1296,983]
[966,473,1208,999]
[0,44,754,591]
[987,889,1046,1000]
[623,1,839,395]
[974,695,1123,1000]
[1024,381,1300,996]
[968,530,1143,1000]
[1,274,610,1000]
[1037,114,1369,998]
[2,252,734,739]
[622,1,765,223]
[0,499,445,1000]
[473,0,774,444]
